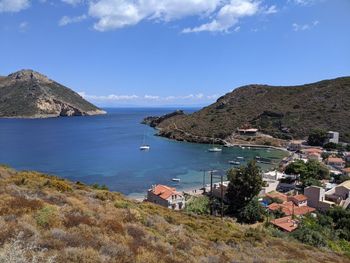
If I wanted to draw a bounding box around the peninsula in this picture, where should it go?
[0,69,106,118]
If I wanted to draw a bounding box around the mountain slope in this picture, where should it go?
[155,77,350,143]
[0,70,105,118]
[0,165,348,263]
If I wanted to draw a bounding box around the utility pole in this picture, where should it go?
[210,170,213,216]
[220,174,224,219]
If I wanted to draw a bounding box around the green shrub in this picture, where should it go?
[35,206,59,229]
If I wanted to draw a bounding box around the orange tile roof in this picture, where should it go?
[271,216,298,232]
[327,157,345,163]
[289,194,308,202]
[268,202,315,216]
[303,148,323,154]
[151,184,182,200]
[265,192,288,202]
[343,168,350,173]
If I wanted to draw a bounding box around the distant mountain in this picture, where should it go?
[0,69,106,118]
[150,77,350,143]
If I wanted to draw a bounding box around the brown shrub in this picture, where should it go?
[59,247,102,263]
[0,196,43,216]
[101,218,124,234]
[64,213,94,228]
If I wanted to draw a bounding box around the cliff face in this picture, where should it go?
[152,77,350,143]
[0,70,106,118]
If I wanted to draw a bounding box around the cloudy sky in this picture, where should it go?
[0,0,349,106]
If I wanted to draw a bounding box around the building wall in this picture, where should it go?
[334,186,350,199]
[147,191,171,208]
[304,186,324,209]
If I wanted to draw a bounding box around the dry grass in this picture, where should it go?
[0,166,348,263]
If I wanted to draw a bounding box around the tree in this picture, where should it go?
[307,129,327,146]
[226,161,263,216]
[323,142,337,151]
[285,160,330,188]
[237,197,265,224]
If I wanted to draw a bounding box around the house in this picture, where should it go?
[325,180,350,207]
[343,168,350,177]
[304,186,336,211]
[302,148,323,155]
[147,184,185,210]
[288,194,308,207]
[326,157,345,170]
[237,128,258,136]
[288,140,304,151]
[268,193,315,216]
[307,152,322,162]
[326,131,339,144]
[271,216,299,232]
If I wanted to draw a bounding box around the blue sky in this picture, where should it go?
[0,0,349,106]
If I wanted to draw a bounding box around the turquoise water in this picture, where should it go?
[0,108,288,198]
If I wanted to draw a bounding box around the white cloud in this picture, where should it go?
[264,5,277,14]
[79,91,219,104]
[182,0,260,33]
[292,20,319,31]
[290,0,316,5]
[62,0,84,6]
[88,0,273,33]
[0,0,30,13]
[59,14,87,26]
[19,21,29,32]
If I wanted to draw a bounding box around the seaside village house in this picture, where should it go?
[301,148,323,162]
[343,168,350,177]
[326,157,346,170]
[326,131,340,144]
[147,184,185,210]
[266,192,315,232]
[237,128,258,136]
[288,140,304,152]
[304,180,350,211]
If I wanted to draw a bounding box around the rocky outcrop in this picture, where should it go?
[142,110,185,127]
[0,69,106,118]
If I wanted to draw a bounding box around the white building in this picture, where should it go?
[147,184,185,210]
[326,131,339,144]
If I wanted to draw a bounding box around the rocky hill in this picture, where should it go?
[152,77,350,143]
[0,70,106,118]
[0,165,348,263]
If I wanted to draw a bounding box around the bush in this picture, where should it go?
[35,206,59,229]
[237,198,265,224]
[292,226,327,247]
[184,196,210,215]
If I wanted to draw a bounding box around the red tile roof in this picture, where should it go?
[327,157,345,163]
[303,148,323,154]
[288,194,308,203]
[271,216,298,232]
[268,201,315,216]
[150,185,182,200]
[343,168,350,173]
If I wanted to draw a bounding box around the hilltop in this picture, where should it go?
[0,165,348,262]
[150,77,350,144]
[0,70,105,118]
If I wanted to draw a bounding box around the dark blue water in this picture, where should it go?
[0,108,287,198]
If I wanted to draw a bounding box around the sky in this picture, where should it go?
[0,0,349,107]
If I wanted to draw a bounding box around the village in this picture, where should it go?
[145,129,350,235]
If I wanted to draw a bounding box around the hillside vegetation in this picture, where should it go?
[0,70,105,118]
[156,77,350,143]
[0,165,348,263]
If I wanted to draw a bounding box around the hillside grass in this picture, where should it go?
[0,165,348,263]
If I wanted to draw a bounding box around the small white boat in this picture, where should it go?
[237,156,244,159]
[140,145,150,151]
[208,147,222,152]
[172,178,181,182]
[229,161,240,165]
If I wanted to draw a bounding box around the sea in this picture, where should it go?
[0,108,288,199]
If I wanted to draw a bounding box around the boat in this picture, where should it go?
[229,160,240,165]
[208,137,222,152]
[140,130,150,150]
[208,147,222,152]
[172,178,181,182]
[237,156,244,160]
[140,145,150,151]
